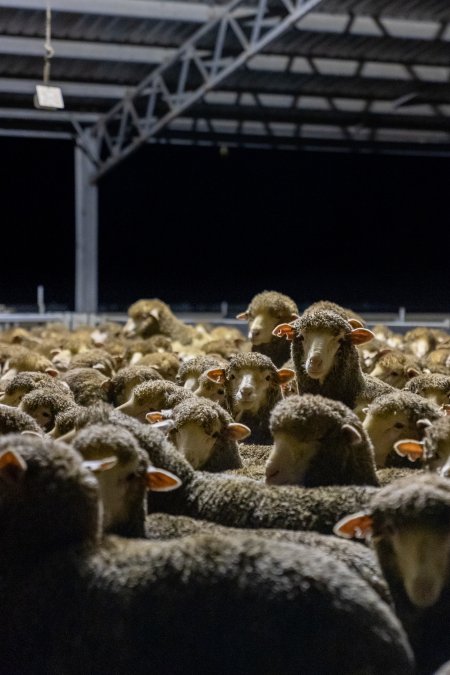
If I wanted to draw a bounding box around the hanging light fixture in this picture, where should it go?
[34,0,64,110]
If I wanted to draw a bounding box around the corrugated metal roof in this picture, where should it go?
[0,0,449,156]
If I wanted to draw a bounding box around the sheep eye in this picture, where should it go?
[383,523,396,537]
[265,375,271,381]
[393,422,405,429]
[126,472,137,481]
[211,431,220,439]
[391,371,398,377]
[42,411,51,418]
[218,389,224,395]
[229,374,235,380]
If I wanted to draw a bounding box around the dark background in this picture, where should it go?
[1,135,449,314]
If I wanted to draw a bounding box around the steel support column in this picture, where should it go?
[75,139,98,313]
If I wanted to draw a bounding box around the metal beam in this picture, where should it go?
[0,128,72,139]
[82,0,328,180]
[1,1,448,39]
[0,36,177,64]
[75,138,99,313]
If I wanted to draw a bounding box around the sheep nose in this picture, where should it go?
[240,385,254,396]
[309,354,322,368]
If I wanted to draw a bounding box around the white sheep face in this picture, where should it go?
[247,310,281,346]
[228,367,275,417]
[170,420,221,470]
[388,526,450,608]
[95,455,142,532]
[363,410,416,467]
[0,388,24,406]
[116,394,154,423]
[421,387,450,407]
[194,376,226,407]
[408,337,432,360]
[300,329,345,383]
[265,431,319,486]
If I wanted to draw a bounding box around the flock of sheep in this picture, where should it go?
[1,290,450,674]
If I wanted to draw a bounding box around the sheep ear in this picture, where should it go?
[0,449,27,483]
[93,363,107,373]
[406,368,421,380]
[206,368,226,384]
[146,411,166,424]
[50,349,62,357]
[149,308,160,321]
[226,422,251,441]
[333,511,373,539]
[45,367,59,377]
[101,378,113,392]
[272,323,295,340]
[348,318,364,329]
[394,439,424,462]
[146,466,182,492]
[276,368,296,385]
[341,423,362,446]
[83,456,118,473]
[347,328,375,346]
[21,430,42,438]
[235,312,249,320]
[290,313,300,321]
[441,404,450,416]
[362,406,369,415]
[416,418,432,431]
[147,418,175,433]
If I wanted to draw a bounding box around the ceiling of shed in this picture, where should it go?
[0,0,449,157]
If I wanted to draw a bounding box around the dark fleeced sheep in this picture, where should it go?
[236,290,299,367]
[334,473,450,675]
[273,308,394,417]
[206,352,295,444]
[0,434,414,675]
[266,394,379,487]
[147,396,247,471]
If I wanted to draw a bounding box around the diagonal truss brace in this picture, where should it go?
[81,0,325,182]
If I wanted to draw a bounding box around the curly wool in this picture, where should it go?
[404,373,450,396]
[168,397,242,471]
[110,365,163,406]
[128,298,197,344]
[0,433,100,557]
[176,355,225,385]
[0,404,43,434]
[365,391,442,422]
[68,349,116,377]
[133,380,193,409]
[247,290,299,319]
[62,367,111,406]
[20,389,75,415]
[269,394,379,487]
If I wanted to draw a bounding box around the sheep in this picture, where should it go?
[370,323,404,348]
[273,308,394,418]
[0,371,72,406]
[72,423,181,537]
[70,422,390,604]
[0,349,58,385]
[176,354,228,406]
[206,352,295,444]
[362,390,443,468]
[0,403,43,435]
[403,326,444,360]
[0,433,415,675]
[109,364,163,407]
[116,380,193,423]
[67,348,117,377]
[334,473,450,674]
[125,334,173,365]
[265,394,379,487]
[122,297,199,344]
[236,290,299,367]
[394,415,450,478]
[133,351,180,381]
[146,396,248,471]
[138,424,379,535]
[403,373,450,407]
[19,388,77,432]
[61,367,112,406]
[369,349,421,389]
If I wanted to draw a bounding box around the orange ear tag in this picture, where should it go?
[333,511,373,539]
